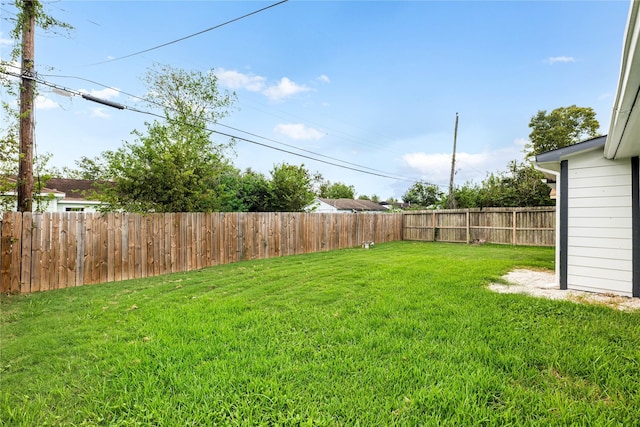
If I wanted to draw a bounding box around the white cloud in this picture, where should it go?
[0,35,13,47]
[263,77,311,102]
[317,74,330,84]
[92,87,120,100]
[274,123,324,140]
[213,69,314,102]
[214,68,265,92]
[80,87,120,100]
[598,92,613,101]
[401,138,528,185]
[513,137,528,148]
[89,107,111,119]
[403,152,491,183]
[545,56,576,65]
[35,96,58,110]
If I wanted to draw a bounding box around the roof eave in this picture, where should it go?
[534,136,607,166]
[605,0,640,159]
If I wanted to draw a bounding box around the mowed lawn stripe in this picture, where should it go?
[1,242,638,426]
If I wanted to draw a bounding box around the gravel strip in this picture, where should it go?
[489,269,640,311]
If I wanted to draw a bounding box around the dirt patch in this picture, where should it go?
[489,269,640,311]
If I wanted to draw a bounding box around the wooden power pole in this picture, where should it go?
[17,0,36,212]
[447,112,459,209]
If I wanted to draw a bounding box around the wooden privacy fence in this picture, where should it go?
[403,207,555,246]
[0,212,402,294]
[1,207,555,294]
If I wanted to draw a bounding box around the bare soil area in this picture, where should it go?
[489,269,640,311]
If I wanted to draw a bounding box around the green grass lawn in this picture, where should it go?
[1,241,639,426]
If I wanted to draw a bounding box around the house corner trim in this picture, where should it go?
[560,160,568,290]
[632,157,639,297]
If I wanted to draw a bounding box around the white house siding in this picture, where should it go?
[308,200,338,213]
[567,150,633,296]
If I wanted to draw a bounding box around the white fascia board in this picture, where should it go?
[606,0,640,159]
[534,163,560,183]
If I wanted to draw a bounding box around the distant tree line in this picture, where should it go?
[400,105,600,209]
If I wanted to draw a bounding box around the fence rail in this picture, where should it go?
[1,212,402,294]
[403,207,555,246]
[1,207,555,294]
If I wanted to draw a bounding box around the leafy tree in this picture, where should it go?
[0,110,19,210]
[267,163,317,212]
[432,161,554,210]
[98,64,236,212]
[6,1,72,60]
[440,162,552,209]
[439,182,483,209]
[527,105,600,156]
[217,168,271,212]
[238,169,271,212]
[358,194,381,202]
[479,161,553,207]
[402,180,443,208]
[57,156,110,180]
[318,180,355,199]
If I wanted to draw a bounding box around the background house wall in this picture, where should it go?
[567,150,634,296]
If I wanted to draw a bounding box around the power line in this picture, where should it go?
[41,70,405,159]
[85,0,288,66]
[33,70,437,185]
[1,67,441,186]
[123,109,424,184]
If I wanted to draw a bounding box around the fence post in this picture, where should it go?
[466,210,470,244]
[432,211,436,242]
[512,210,517,245]
[1,213,16,293]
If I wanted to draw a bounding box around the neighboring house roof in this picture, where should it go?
[606,0,640,159]
[44,178,105,201]
[535,136,607,173]
[380,201,422,210]
[2,176,64,197]
[2,177,106,212]
[317,198,386,212]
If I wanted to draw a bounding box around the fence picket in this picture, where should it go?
[0,208,553,294]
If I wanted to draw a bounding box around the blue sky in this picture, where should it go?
[0,0,632,200]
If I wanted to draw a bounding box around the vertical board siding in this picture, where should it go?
[1,211,403,293]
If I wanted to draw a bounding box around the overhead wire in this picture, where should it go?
[42,70,402,157]
[126,105,418,183]
[2,1,458,189]
[84,0,288,66]
[1,67,441,185]
[34,70,436,185]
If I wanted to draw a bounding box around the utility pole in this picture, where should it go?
[17,0,36,212]
[447,112,459,209]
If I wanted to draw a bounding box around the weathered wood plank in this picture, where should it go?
[106,213,115,283]
[3,210,550,293]
[113,213,122,282]
[20,212,34,293]
[67,212,78,287]
[76,213,86,286]
[30,213,42,292]
[99,213,108,284]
